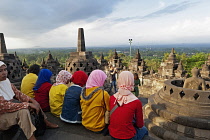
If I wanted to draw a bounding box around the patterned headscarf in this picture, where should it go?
[53,70,72,86]
[71,71,88,87]
[33,69,52,90]
[114,71,138,106]
[86,70,107,89]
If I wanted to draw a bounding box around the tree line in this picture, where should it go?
[8,46,210,75]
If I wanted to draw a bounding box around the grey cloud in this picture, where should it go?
[114,1,198,22]
[142,1,197,19]
[0,0,121,37]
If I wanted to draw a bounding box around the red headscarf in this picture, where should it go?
[71,71,88,87]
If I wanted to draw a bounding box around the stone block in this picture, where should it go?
[184,127,195,138]
[177,124,185,133]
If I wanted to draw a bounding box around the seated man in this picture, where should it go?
[183,67,206,91]
[0,61,58,140]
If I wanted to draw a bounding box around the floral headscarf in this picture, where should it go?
[53,70,72,86]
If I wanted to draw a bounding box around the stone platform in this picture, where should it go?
[36,97,155,140]
[0,97,155,140]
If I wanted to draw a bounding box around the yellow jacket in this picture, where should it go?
[21,73,38,98]
[80,87,110,132]
[49,84,68,117]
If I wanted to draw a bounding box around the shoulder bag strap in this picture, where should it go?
[110,103,119,116]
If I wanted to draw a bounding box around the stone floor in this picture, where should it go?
[0,97,157,140]
[36,97,156,140]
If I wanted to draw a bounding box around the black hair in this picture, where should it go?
[134,73,139,79]
[27,64,40,75]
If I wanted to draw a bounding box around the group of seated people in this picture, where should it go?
[0,61,148,140]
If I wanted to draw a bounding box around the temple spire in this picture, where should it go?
[77,28,86,52]
[0,33,7,53]
[171,48,175,54]
[47,50,53,60]
[100,53,104,60]
[135,49,141,59]
[114,49,118,59]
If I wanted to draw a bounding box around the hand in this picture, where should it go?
[29,101,40,114]
[29,98,40,107]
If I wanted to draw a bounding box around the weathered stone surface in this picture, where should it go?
[41,51,63,76]
[144,79,210,139]
[65,28,100,75]
[0,33,24,87]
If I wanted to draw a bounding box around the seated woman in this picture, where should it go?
[21,64,40,98]
[34,69,52,112]
[0,61,58,140]
[80,70,110,133]
[109,71,148,140]
[49,70,72,117]
[60,70,88,123]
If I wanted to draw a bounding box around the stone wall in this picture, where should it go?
[139,77,166,97]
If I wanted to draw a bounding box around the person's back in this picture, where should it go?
[109,96,143,139]
[34,69,52,112]
[49,84,68,116]
[80,70,110,132]
[61,71,88,123]
[61,85,82,123]
[21,73,38,98]
[35,82,52,111]
[81,87,110,132]
[49,70,72,117]
[183,67,206,91]
[21,64,40,98]
[109,71,147,140]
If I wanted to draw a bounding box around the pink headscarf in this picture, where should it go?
[53,70,72,86]
[86,70,107,89]
[114,71,138,106]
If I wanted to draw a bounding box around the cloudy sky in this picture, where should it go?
[0,0,210,49]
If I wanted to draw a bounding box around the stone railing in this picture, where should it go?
[144,79,210,139]
[161,79,210,104]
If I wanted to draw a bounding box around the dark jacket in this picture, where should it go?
[60,85,82,123]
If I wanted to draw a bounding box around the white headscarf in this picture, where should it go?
[0,61,15,100]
